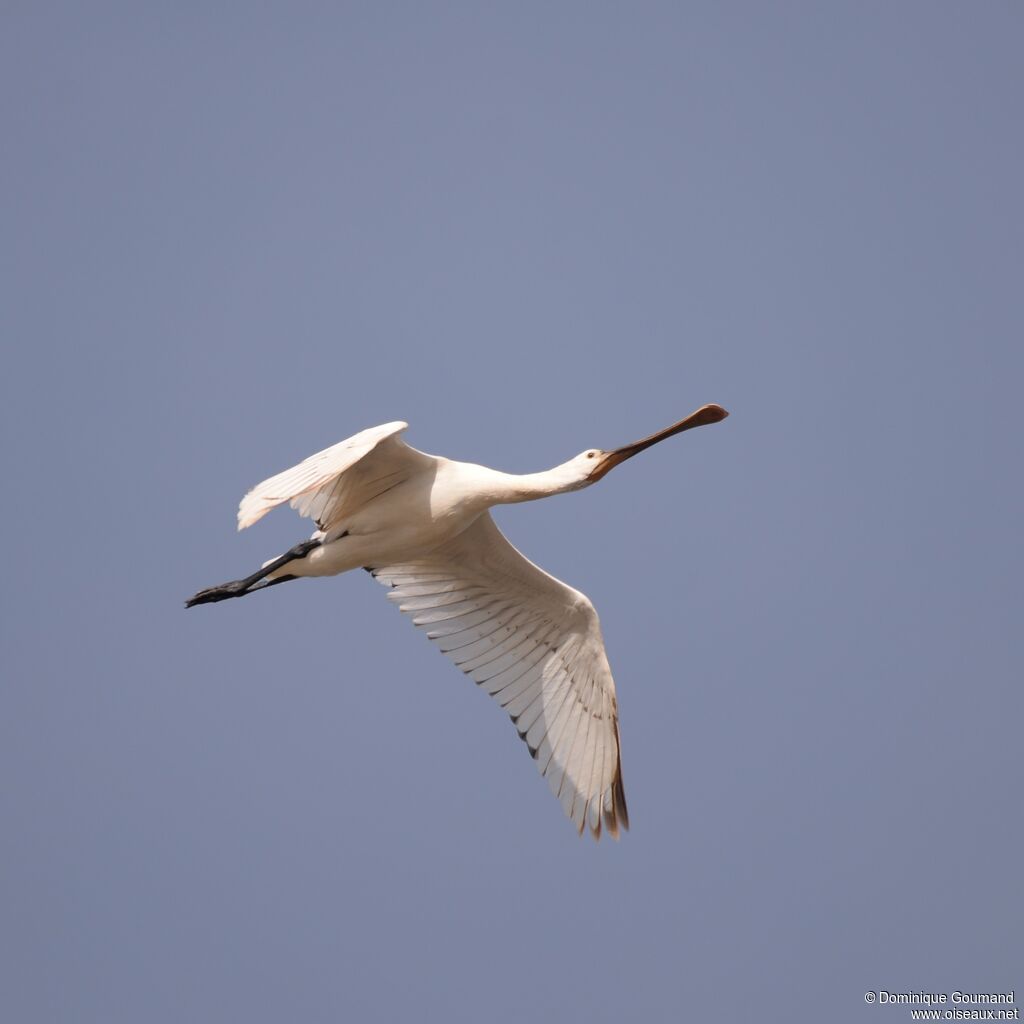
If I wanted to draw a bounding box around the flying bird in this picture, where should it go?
[187,403,728,838]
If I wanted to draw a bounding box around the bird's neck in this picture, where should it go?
[481,463,586,506]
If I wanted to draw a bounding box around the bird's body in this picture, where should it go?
[188,405,728,839]
[251,435,598,581]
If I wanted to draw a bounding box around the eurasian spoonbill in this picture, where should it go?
[187,404,728,838]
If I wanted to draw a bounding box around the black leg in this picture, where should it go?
[185,539,321,608]
[248,538,320,583]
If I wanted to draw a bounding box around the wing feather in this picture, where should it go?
[426,603,519,639]
[368,512,628,840]
[237,421,434,531]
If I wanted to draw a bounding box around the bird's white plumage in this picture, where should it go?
[237,421,432,531]
[369,512,628,838]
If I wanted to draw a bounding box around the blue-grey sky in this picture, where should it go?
[2,4,1020,1022]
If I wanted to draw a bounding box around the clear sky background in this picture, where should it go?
[2,4,1020,1022]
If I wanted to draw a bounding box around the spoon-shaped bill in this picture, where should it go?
[589,403,728,481]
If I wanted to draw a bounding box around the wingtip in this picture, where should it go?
[615,774,630,834]
[236,492,267,531]
[595,761,629,840]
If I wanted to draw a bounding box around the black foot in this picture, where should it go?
[185,580,250,608]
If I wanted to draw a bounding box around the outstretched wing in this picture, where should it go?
[369,512,629,839]
[237,421,433,532]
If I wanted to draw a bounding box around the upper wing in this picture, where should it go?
[369,512,629,839]
[237,421,434,532]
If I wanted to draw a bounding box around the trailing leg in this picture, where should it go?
[185,538,320,608]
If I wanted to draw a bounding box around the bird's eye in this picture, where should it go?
[586,451,596,459]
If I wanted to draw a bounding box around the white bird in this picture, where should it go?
[187,404,728,838]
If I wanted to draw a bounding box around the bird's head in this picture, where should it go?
[571,403,729,486]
